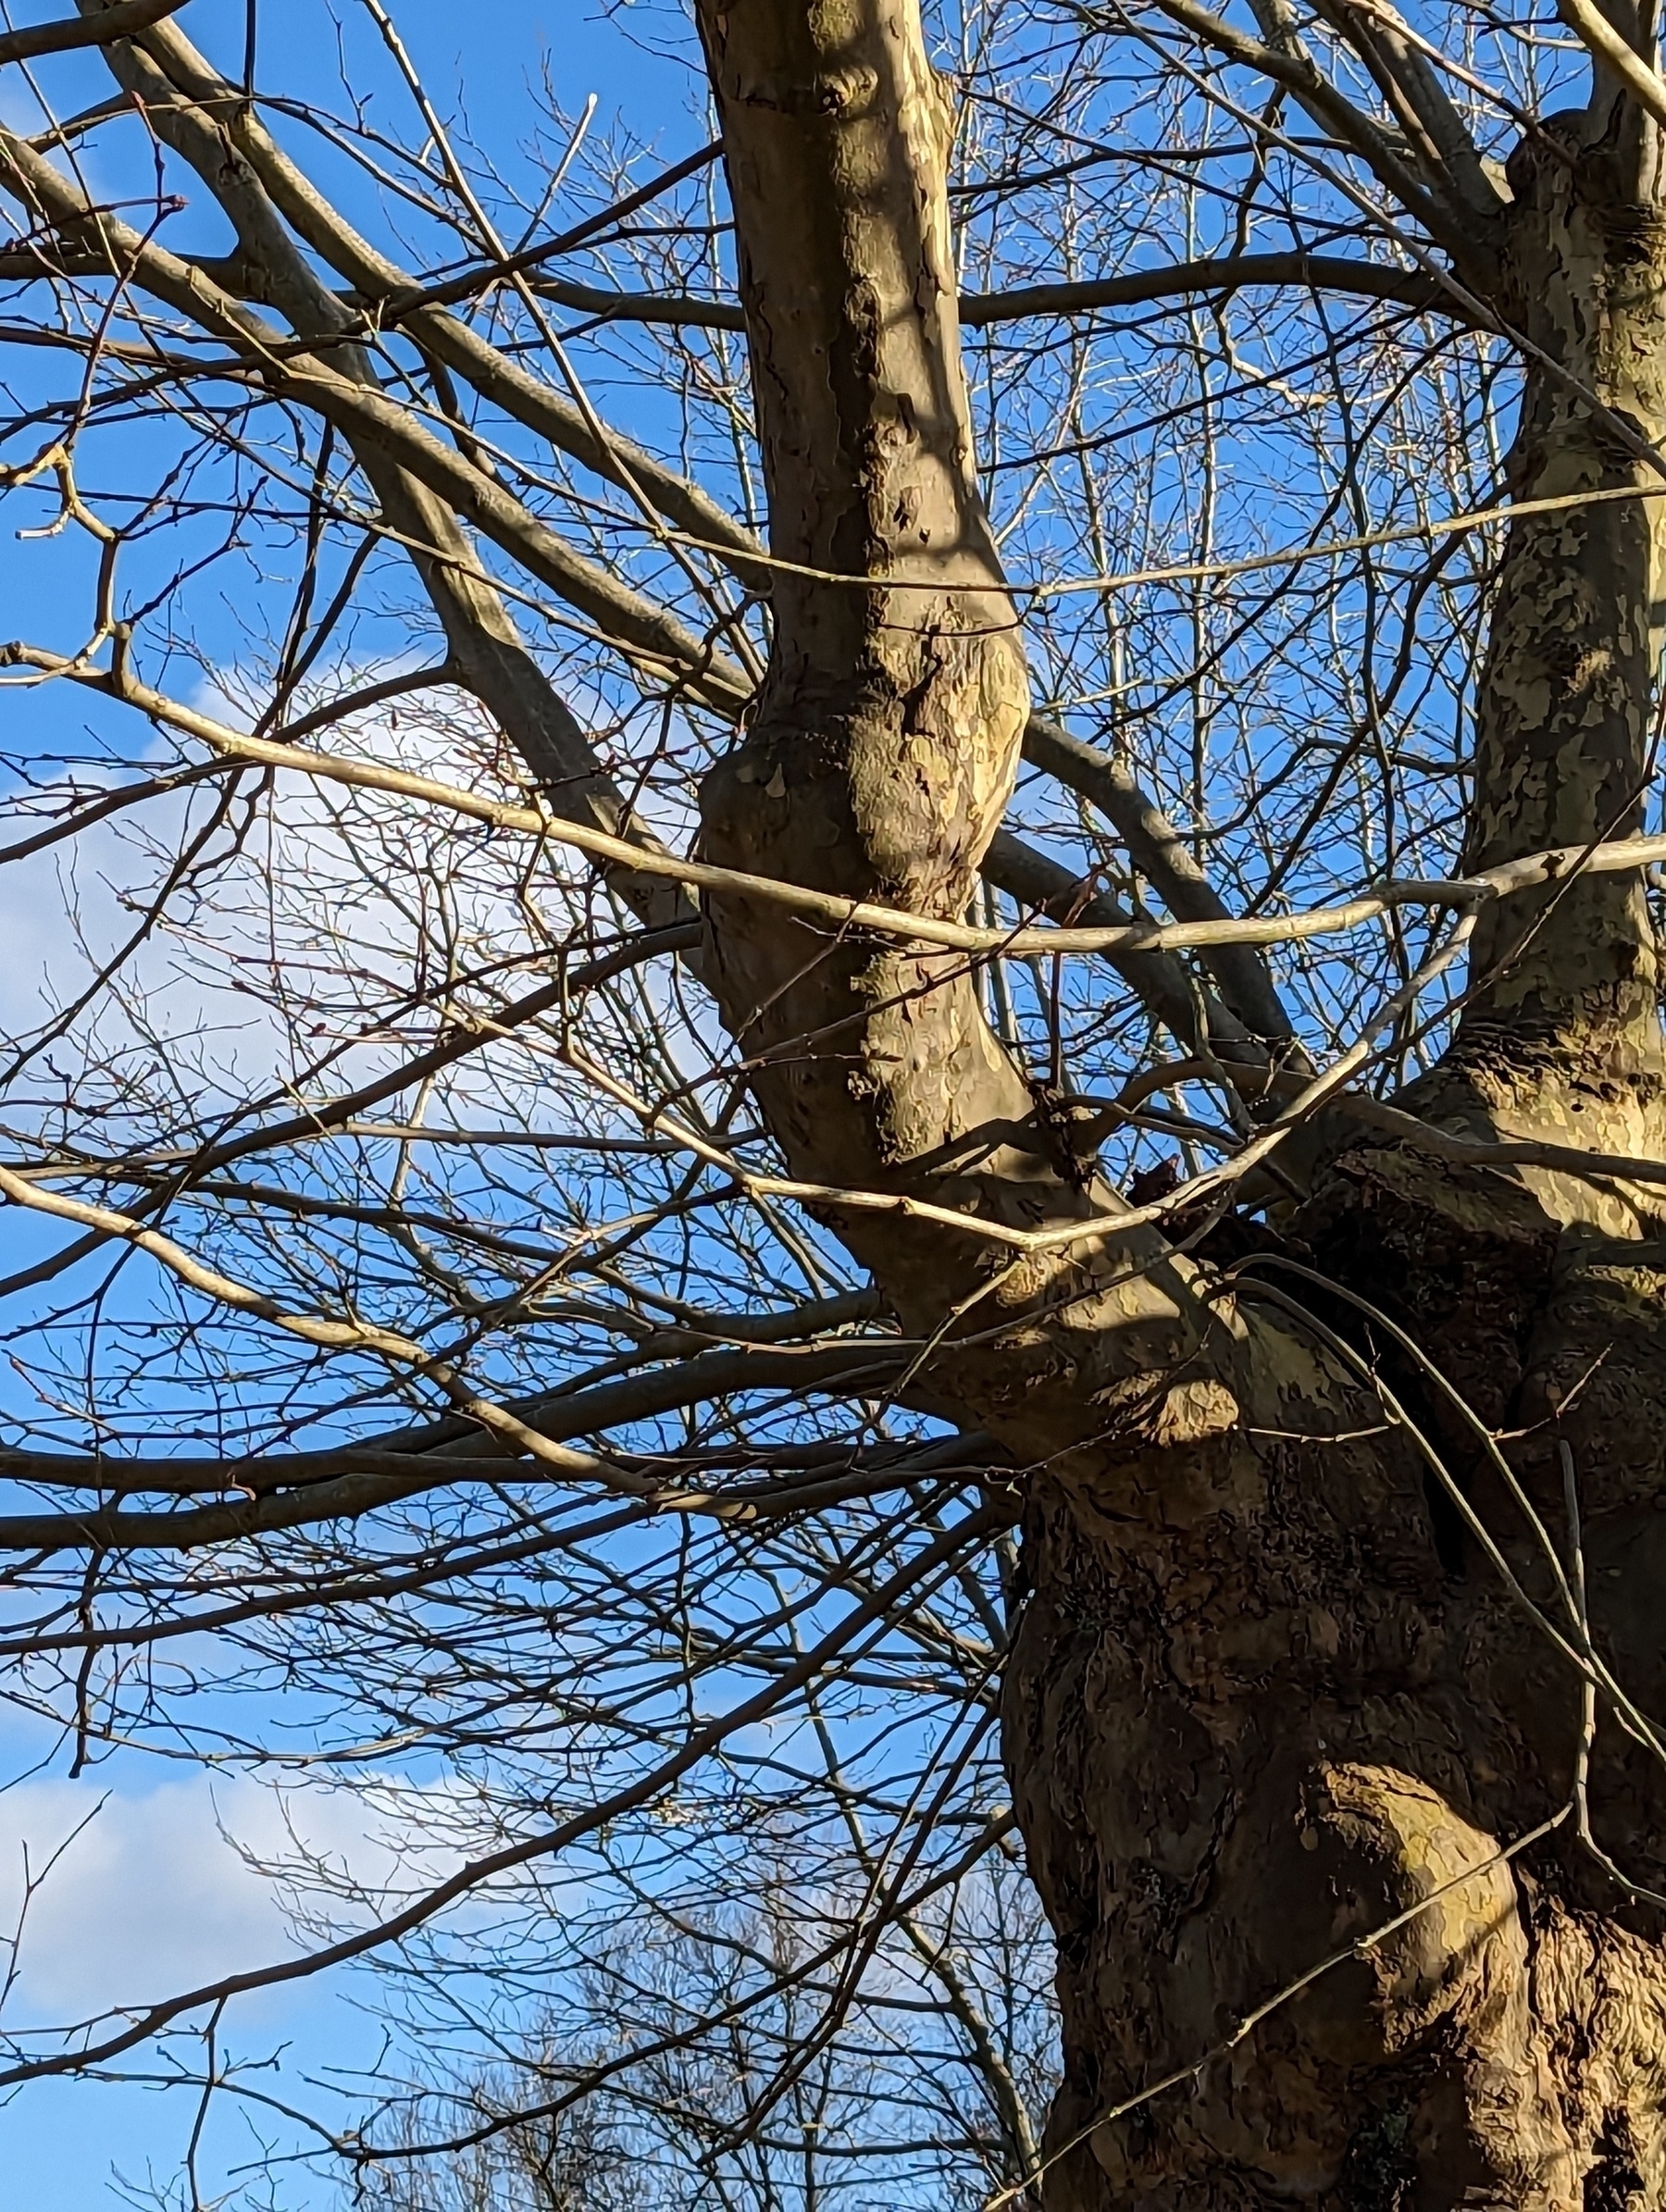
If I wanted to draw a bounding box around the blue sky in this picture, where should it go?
[0,6,708,2205]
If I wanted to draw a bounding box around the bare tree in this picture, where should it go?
[1,0,1665,2203]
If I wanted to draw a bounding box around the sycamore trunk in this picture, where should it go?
[698,9,1666,2204]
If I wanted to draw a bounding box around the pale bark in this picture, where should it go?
[690,8,1666,2207]
[695,0,1138,1321]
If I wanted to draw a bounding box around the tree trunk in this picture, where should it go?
[697,11,1666,2205]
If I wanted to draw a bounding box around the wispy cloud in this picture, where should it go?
[0,1769,470,2025]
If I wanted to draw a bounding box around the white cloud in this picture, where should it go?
[0,671,597,1111]
[0,1769,472,2027]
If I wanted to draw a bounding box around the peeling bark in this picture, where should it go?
[1451,107,1666,1109]
[695,0,1106,1317]
[687,13,1666,2204]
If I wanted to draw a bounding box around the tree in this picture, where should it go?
[0,0,1663,2204]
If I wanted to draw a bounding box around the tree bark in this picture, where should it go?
[696,11,1666,2205]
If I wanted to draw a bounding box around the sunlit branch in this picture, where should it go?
[0,0,188,68]
[12,640,1657,964]
[1554,0,1666,132]
[1101,0,1481,263]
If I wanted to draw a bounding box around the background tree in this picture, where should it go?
[0,0,1664,2206]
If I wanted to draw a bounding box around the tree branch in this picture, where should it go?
[1555,0,1666,132]
[961,252,1473,325]
[18,644,1658,964]
[0,0,186,68]
[1137,0,1487,267]
[0,89,726,936]
[0,1408,927,1557]
[983,827,1232,1058]
[379,254,1471,333]
[124,21,762,572]
[1021,715,1299,1046]
[0,1502,1005,2080]
[1312,0,1505,217]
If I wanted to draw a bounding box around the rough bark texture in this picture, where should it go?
[695,10,1666,2206]
[693,0,1038,1306]
[1436,101,1666,1158]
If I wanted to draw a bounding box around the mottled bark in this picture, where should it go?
[692,0,1171,1339]
[1445,108,1666,1129]
[695,11,1666,2206]
[1007,110,1666,2196]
